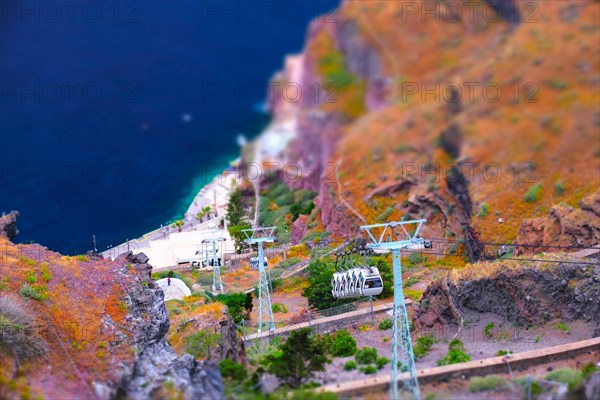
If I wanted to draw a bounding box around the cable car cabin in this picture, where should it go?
[332,267,384,298]
[250,256,268,270]
[362,275,383,296]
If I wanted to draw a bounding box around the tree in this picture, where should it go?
[226,189,245,226]
[172,219,184,232]
[302,259,354,310]
[214,292,246,323]
[228,222,251,254]
[196,205,213,222]
[244,292,253,316]
[264,328,329,388]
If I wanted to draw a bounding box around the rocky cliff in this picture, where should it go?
[269,0,599,253]
[415,258,600,336]
[0,216,223,400]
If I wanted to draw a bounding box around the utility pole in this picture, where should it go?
[242,226,276,335]
[361,219,431,400]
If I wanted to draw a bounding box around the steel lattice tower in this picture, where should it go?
[202,232,226,293]
[361,219,429,400]
[243,227,276,335]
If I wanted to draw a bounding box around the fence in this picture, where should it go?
[238,296,396,342]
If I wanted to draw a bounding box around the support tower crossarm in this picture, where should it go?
[360,219,426,400]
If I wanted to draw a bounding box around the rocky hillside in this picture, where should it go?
[414,256,600,336]
[269,0,599,256]
[0,213,223,400]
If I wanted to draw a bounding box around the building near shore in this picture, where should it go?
[142,228,233,269]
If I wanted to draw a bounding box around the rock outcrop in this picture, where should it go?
[110,252,224,400]
[415,262,600,336]
[0,210,19,239]
[516,191,600,253]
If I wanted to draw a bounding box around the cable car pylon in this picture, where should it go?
[360,219,432,400]
[243,226,276,335]
[201,227,226,293]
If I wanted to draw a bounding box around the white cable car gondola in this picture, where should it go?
[331,250,384,299]
[250,256,268,270]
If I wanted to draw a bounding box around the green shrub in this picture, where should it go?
[496,350,512,356]
[343,360,357,371]
[545,368,584,391]
[26,271,36,284]
[376,207,395,223]
[403,277,419,288]
[554,180,564,195]
[468,375,508,392]
[20,284,46,301]
[477,203,489,217]
[483,322,495,337]
[329,330,357,357]
[355,347,378,365]
[379,318,393,330]
[524,183,542,203]
[408,253,424,265]
[375,356,390,370]
[554,321,571,332]
[437,339,471,366]
[277,257,302,269]
[581,362,598,378]
[272,303,288,313]
[413,334,436,360]
[219,359,247,381]
[515,378,542,400]
[196,274,213,286]
[360,365,378,374]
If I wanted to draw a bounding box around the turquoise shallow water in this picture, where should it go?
[0,0,337,253]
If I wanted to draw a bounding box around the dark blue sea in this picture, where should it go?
[0,0,337,254]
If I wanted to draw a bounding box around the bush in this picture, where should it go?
[477,203,489,217]
[360,365,378,374]
[523,183,542,203]
[554,321,571,333]
[355,347,378,365]
[375,207,395,223]
[329,330,357,357]
[375,356,390,370]
[468,375,508,392]
[277,257,302,269]
[554,180,564,195]
[20,284,47,301]
[581,362,598,378]
[545,368,584,391]
[272,303,288,313]
[219,359,247,381]
[403,277,419,288]
[483,322,495,337]
[408,253,424,266]
[496,350,512,356]
[413,334,436,360]
[437,339,470,366]
[343,360,357,371]
[379,318,393,330]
